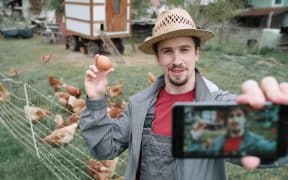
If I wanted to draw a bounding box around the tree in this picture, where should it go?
[204,0,244,43]
[131,0,151,19]
[49,0,64,16]
[185,0,245,43]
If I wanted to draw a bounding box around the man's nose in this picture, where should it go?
[173,51,183,65]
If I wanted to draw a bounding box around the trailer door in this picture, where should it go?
[106,0,127,32]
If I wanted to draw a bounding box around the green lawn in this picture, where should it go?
[0,36,288,179]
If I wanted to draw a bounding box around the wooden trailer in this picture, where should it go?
[64,0,131,56]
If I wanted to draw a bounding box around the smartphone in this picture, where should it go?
[172,102,288,160]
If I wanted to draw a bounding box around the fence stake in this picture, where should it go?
[257,30,263,55]
[24,83,40,158]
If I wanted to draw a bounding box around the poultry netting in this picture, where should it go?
[0,73,127,180]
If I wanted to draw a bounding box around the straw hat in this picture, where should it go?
[138,8,214,54]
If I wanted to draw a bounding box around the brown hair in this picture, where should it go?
[152,36,201,55]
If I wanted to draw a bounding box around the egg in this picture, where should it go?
[95,55,112,71]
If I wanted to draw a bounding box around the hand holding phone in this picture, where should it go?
[172,102,288,161]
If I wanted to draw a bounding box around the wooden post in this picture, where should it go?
[267,11,273,28]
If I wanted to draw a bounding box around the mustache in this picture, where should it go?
[168,64,188,71]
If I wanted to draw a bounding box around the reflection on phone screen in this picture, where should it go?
[183,105,278,157]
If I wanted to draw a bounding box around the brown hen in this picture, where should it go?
[63,84,81,98]
[41,54,52,63]
[68,96,86,115]
[57,114,80,129]
[107,80,123,97]
[8,68,17,78]
[107,102,126,119]
[54,114,64,128]
[42,123,78,145]
[88,158,119,180]
[24,105,51,123]
[54,92,70,106]
[147,72,156,85]
[0,83,11,102]
[48,76,63,91]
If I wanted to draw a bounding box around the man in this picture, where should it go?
[80,8,288,180]
[209,107,275,155]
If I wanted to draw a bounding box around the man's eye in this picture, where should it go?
[163,50,171,54]
[181,48,190,52]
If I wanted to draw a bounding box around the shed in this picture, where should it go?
[64,0,131,56]
[64,0,130,38]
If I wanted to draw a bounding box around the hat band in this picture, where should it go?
[153,25,197,37]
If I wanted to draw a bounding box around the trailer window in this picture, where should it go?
[113,0,120,14]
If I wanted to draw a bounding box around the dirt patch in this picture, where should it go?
[50,43,158,68]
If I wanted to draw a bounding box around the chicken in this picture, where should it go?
[24,105,51,122]
[42,123,78,145]
[0,83,11,102]
[48,75,63,91]
[8,68,17,78]
[68,96,86,115]
[107,102,126,119]
[147,72,156,85]
[63,84,81,98]
[57,114,79,129]
[107,80,123,97]
[54,92,70,106]
[41,54,52,63]
[54,114,64,128]
[88,158,119,180]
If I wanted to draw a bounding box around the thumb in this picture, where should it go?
[241,156,261,170]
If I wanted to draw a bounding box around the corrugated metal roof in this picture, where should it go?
[236,7,288,17]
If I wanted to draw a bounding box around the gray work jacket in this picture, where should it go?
[80,71,236,180]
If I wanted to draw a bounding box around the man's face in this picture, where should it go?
[227,109,246,136]
[156,36,199,87]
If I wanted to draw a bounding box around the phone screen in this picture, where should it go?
[173,103,288,159]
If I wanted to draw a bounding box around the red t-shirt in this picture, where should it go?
[224,136,243,153]
[152,88,196,137]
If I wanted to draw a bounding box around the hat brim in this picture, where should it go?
[138,28,214,55]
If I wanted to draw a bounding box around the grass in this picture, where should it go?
[0,126,56,180]
[0,36,288,179]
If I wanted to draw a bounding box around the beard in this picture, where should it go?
[230,129,241,137]
[167,64,189,86]
[168,74,189,86]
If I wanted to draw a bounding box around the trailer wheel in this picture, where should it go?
[87,41,100,57]
[69,36,80,51]
[112,38,124,54]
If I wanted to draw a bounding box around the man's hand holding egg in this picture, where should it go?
[84,54,113,100]
[95,55,112,71]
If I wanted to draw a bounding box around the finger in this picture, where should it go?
[280,82,288,95]
[241,156,260,171]
[104,68,114,75]
[94,54,100,59]
[89,65,99,73]
[241,80,265,109]
[94,54,101,65]
[85,70,97,79]
[279,82,288,103]
[261,77,286,104]
[235,94,250,104]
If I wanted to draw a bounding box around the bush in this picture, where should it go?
[202,40,249,56]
